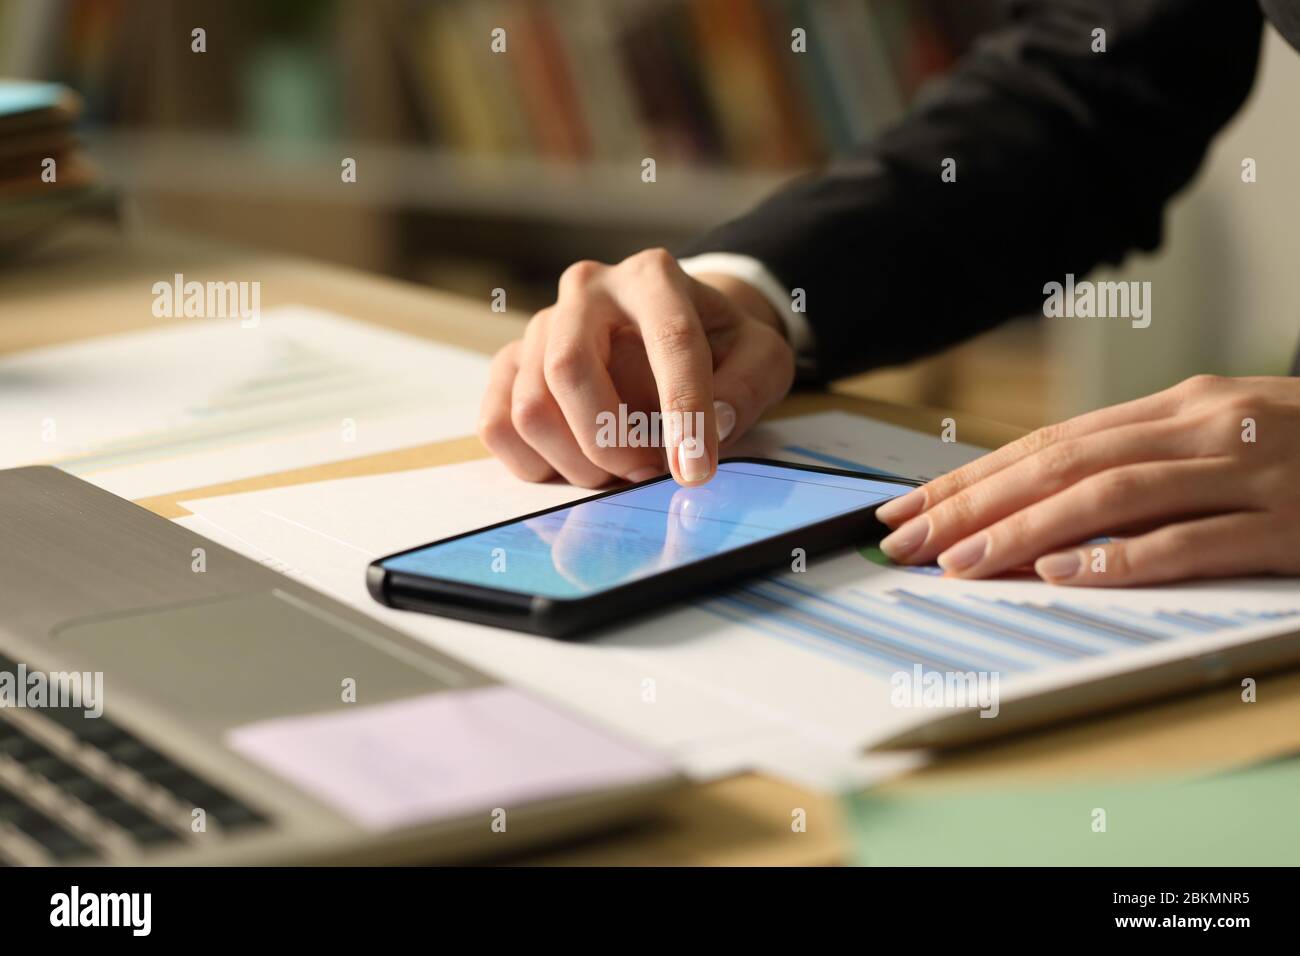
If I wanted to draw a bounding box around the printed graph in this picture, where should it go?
[703,577,1300,679]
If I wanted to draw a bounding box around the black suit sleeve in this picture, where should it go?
[676,0,1264,382]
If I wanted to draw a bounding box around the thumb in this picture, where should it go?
[685,277,795,455]
[709,323,796,451]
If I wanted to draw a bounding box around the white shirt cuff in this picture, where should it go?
[677,252,815,360]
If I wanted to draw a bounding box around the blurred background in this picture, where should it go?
[3,0,1297,430]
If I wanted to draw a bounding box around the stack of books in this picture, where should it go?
[0,78,105,251]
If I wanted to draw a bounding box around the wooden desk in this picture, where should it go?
[8,224,1300,866]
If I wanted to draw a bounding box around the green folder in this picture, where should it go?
[846,757,1300,866]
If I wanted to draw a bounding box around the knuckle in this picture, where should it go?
[559,260,603,294]
[919,471,961,504]
[935,491,978,532]
[1178,373,1227,400]
[510,393,552,435]
[1024,422,1066,455]
[628,247,676,273]
[664,384,708,420]
[491,339,521,370]
[1031,441,1085,489]
[1088,468,1141,510]
[543,343,585,389]
[998,507,1036,546]
[648,318,699,357]
[477,410,515,451]
[523,309,552,340]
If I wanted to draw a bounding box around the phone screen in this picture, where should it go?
[379,461,911,600]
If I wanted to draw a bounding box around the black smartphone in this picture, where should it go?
[367,457,922,639]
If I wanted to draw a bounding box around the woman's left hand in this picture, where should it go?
[874,375,1300,586]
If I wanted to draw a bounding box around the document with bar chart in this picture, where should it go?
[176,411,1300,787]
[697,548,1300,745]
[709,411,1300,749]
[706,565,1300,682]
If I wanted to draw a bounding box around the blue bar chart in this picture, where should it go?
[703,431,1300,682]
[703,577,1300,679]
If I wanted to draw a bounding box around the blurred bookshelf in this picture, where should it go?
[4,0,1057,426]
[3,0,996,293]
[86,132,790,231]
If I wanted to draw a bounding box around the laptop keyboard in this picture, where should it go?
[0,655,267,865]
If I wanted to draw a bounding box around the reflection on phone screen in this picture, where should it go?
[380,461,909,599]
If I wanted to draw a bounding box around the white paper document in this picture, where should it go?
[177,412,1300,790]
[0,305,490,498]
[733,409,988,481]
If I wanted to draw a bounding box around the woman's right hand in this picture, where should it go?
[477,248,796,488]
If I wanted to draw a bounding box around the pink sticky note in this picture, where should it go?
[226,686,674,831]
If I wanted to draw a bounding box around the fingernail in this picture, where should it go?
[879,515,930,561]
[678,437,711,483]
[876,489,925,525]
[714,401,736,442]
[938,534,988,574]
[627,466,662,483]
[1035,551,1082,582]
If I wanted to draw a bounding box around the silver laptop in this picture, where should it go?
[0,466,679,866]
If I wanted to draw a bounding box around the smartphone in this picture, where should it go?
[367,458,921,639]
